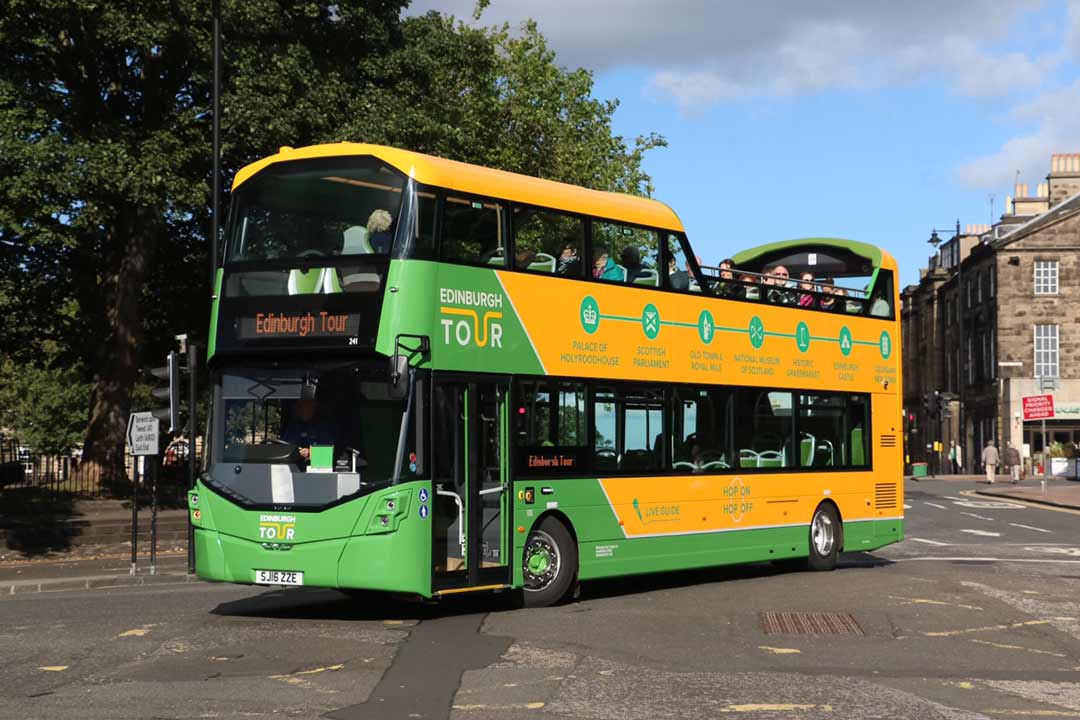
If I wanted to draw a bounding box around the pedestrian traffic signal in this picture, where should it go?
[150,351,181,433]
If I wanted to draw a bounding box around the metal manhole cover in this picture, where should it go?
[759,611,864,636]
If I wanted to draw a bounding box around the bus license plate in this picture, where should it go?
[254,569,304,586]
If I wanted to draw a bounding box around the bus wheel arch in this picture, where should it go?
[521,512,579,607]
[807,501,842,571]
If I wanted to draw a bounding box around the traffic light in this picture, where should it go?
[150,351,181,432]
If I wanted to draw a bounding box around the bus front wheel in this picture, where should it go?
[522,517,578,607]
[808,503,840,571]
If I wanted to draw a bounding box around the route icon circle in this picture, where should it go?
[796,321,811,353]
[642,303,660,339]
[839,326,853,356]
[580,296,600,334]
[698,310,715,344]
[748,316,765,349]
[879,330,892,359]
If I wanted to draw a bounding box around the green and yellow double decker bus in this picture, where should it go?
[190,143,903,606]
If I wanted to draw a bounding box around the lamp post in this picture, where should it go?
[928,220,963,469]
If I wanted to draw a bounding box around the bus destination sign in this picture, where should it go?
[238,311,362,341]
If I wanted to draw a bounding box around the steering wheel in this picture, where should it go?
[595,448,617,459]
[260,438,292,446]
[296,248,325,258]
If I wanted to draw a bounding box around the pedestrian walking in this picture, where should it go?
[948,441,963,474]
[1003,441,1021,483]
[981,440,999,484]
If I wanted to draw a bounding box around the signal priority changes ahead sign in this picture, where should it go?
[127,411,160,456]
[1022,394,1055,421]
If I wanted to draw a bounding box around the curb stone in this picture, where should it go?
[4,572,200,596]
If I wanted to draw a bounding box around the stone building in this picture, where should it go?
[902,153,1080,472]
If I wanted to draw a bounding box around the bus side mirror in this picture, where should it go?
[389,353,409,389]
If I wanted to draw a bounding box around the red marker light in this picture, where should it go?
[518,407,526,415]
[409,452,417,462]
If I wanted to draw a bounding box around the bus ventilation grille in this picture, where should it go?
[759,611,864,636]
[875,483,898,509]
[879,434,898,448]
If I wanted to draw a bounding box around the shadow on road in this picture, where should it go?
[210,552,894,621]
[0,488,80,557]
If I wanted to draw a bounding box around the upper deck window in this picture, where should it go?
[592,221,660,286]
[442,196,506,267]
[227,157,406,264]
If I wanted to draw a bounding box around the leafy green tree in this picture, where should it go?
[0,1,663,484]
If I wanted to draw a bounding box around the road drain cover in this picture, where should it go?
[760,611,864,636]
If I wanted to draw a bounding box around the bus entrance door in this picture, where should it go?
[432,378,510,593]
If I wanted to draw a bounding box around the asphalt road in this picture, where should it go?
[3,478,1080,719]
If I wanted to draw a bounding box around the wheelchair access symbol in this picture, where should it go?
[418,488,429,503]
[642,304,660,340]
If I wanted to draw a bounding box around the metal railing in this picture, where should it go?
[0,441,199,499]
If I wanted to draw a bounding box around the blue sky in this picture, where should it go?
[408,1,1080,285]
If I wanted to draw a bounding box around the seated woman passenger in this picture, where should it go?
[593,250,622,281]
[818,279,837,311]
[798,272,817,308]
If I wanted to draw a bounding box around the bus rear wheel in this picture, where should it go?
[808,503,840,571]
[522,517,577,608]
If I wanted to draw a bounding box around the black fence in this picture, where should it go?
[0,440,199,500]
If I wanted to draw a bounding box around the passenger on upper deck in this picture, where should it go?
[818,278,837,311]
[557,241,581,276]
[798,272,817,308]
[764,265,796,305]
[739,273,760,300]
[715,259,737,297]
[593,250,622,281]
[669,255,701,290]
[620,245,649,283]
[367,209,394,254]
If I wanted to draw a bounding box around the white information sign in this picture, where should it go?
[127,412,159,456]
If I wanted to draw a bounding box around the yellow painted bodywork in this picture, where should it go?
[231,143,684,232]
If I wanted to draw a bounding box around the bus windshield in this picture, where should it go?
[227,157,406,264]
[207,362,419,507]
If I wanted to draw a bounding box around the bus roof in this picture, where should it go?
[232,142,685,232]
[732,238,897,274]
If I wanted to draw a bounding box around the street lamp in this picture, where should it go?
[928,220,964,470]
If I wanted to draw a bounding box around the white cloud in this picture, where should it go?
[955,80,1080,189]
[408,0,1048,109]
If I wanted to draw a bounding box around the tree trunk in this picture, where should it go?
[77,207,159,493]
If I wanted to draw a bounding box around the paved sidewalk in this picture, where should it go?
[1,554,197,596]
[976,476,1080,511]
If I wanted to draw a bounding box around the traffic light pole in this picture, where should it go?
[187,345,198,575]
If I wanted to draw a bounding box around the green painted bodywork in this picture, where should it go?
[732,238,884,269]
[203,256,903,597]
[375,260,544,374]
[190,479,432,595]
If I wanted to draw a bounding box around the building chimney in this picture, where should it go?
[1048,153,1080,208]
[1014,176,1050,216]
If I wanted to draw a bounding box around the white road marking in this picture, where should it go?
[959,529,1001,537]
[903,503,912,510]
[952,500,1024,510]
[911,538,951,546]
[1028,546,1080,557]
[924,502,947,509]
[899,557,1080,564]
[1009,523,1051,534]
[960,512,994,521]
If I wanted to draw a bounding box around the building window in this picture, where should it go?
[1034,260,1059,295]
[966,279,973,308]
[989,328,996,379]
[972,336,980,386]
[989,267,995,297]
[1034,324,1059,378]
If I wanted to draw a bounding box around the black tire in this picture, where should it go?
[807,503,840,571]
[521,516,578,607]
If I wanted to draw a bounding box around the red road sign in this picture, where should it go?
[1022,394,1055,421]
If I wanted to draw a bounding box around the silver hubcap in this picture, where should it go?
[523,530,561,592]
[812,511,835,556]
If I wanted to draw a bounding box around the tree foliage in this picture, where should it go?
[0,1,664,462]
